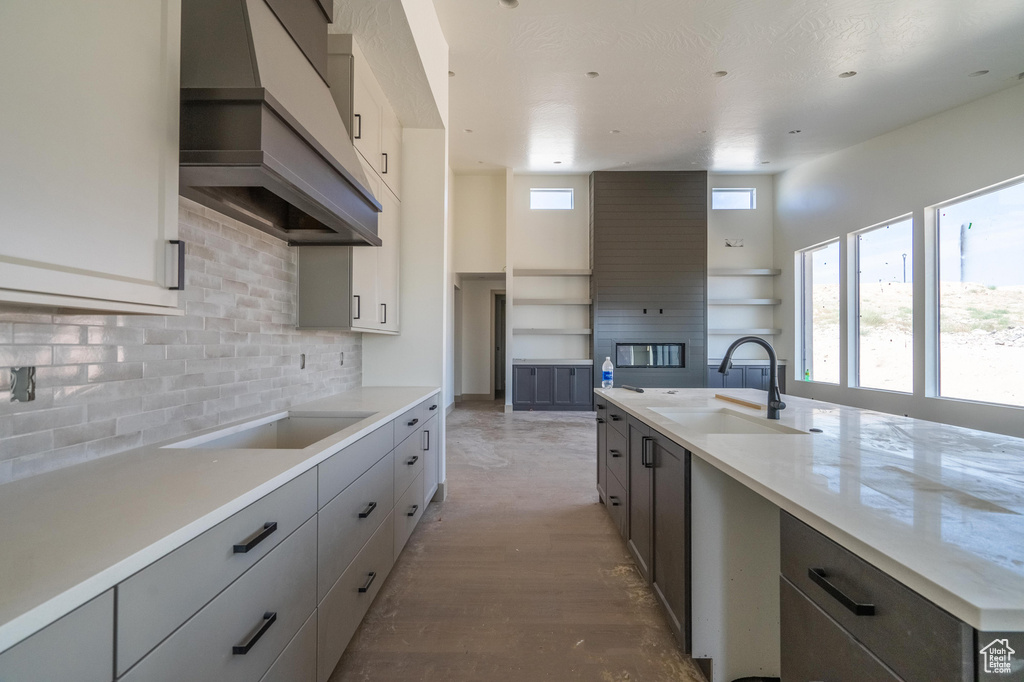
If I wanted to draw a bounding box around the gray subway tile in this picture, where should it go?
[0,345,54,367]
[87,362,144,383]
[54,345,117,365]
[14,324,84,345]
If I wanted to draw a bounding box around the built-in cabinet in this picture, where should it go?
[706,363,787,394]
[0,3,182,314]
[512,364,593,411]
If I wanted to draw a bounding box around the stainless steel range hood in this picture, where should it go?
[179,0,381,246]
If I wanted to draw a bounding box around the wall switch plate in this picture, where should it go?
[11,367,36,402]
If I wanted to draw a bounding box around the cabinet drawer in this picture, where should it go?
[781,576,900,682]
[0,590,112,682]
[318,450,395,601]
[605,470,628,541]
[395,470,425,557]
[781,512,973,682]
[607,405,629,437]
[318,422,394,508]
[606,425,628,488]
[117,469,317,674]
[394,395,440,446]
[394,419,428,498]
[260,610,316,682]
[122,517,317,682]
[317,511,395,682]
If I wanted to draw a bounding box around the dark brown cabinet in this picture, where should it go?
[513,364,593,411]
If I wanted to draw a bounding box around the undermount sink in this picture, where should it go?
[164,412,376,450]
[650,408,808,436]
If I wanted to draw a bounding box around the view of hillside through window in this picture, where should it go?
[939,180,1024,407]
[802,241,840,384]
[857,219,913,393]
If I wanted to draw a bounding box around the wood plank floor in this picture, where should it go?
[330,401,706,681]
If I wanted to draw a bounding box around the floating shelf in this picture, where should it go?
[708,268,781,277]
[708,298,781,306]
[709,328,782,335]
[514,269,592,277]
[514,298,592,306]
[513,328,592,335]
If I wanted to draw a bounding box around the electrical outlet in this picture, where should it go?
[11,367,36,402]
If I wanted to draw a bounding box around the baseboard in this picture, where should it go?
[432,479,448,502]
[459,393,493,401]
[455,395,463,403]
[446,403,455,416]
[503,404,514,413]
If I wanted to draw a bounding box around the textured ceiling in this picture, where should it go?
[433,0,1024,174]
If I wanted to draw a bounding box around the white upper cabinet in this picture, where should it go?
[376,185,401,334]
[380,105,403,200]
[0,2,183,314]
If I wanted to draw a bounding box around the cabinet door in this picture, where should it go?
[596,401,608,499]
[553,366,575,406]
[535,366,555,405]
[351,154,380,331]
[0,3,181,314]
[744,366,769,391]
[376,185,401,333]
[380,104,402,199]
[706,366,724,388]
[627,418,653,580]
[351,59,382,173]
[423,415,440,503]
[572,367,594,407]
[652,434,689,649]
[512,366,537,407]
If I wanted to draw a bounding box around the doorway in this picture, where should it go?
[494,293,506,400]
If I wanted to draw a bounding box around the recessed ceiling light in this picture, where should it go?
[610,129,621,134]
[463,128,473,133]
[761,161,771,164]
[553,161,562,164]
[498,0,518,7]
[713,71,728,78]
[838,71,857,78]
[968,70,990,77]
[586,71,600,78]
[699,130,708,134]
[478,161,484,164]
[789,129,801,134]
[448,71,455,77]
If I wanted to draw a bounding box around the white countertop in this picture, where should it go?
[0,386,439,654]
[596,387,1024,631]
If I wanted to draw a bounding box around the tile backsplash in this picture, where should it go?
[0,198,361,485]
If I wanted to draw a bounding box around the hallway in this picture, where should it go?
[331,402,704,681]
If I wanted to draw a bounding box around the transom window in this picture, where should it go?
[711,188,756,210]
[529,188,574,210]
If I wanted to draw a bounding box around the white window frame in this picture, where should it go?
[529,187,574,210]
[711,188,756,210]
[798,239,841,384]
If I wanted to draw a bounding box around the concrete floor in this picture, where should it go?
[330,401,706,682]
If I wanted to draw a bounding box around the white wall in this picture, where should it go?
[774,83,1024,436]
[707,174,776,361]
[452,173,506,273]
[459,278,504,396]
[511,174,590,269]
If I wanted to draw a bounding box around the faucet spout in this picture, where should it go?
[718,336,786,419]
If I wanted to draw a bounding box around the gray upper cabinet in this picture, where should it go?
[0,3,182,314]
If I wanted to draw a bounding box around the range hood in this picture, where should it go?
[179,0,381,246]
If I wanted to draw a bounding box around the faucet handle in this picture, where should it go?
[770,400,787,410]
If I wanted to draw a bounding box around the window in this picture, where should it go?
[799,240,840,384]
[529,188,573,210]
[855,218,913,392]
[711,188,756,210]
[937,180,1024,407]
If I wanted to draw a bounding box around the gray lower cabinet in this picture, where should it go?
[0,590,113,682]
[596,400,608,501]
[627,417,653,580]
[651,432,689,649]
[707,363,787,394]
[513,364,593,411]
[780,511,974,682]
[260,611,316,682]
[122,518,318,682]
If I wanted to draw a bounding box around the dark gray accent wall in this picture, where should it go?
[591,171,708,389]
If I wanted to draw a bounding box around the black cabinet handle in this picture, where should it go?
[232,612,276,655]
[382,152,388,174]
[422,429,430,451]
[354,113,362,139]
[353,294,361,320]
[358,571,377,593]
[408,418,419,427]
[168,240,185,291]
[641,436,654,468]
[381,303,387,324]
[596,404,606,410]
[429,404,438,411]
[610,449,622,458]
[808,568,875,616]
[407,504,419,517]
[609,496,621,506]
[407,455,419,466]
[358,501,378,519]
[233,522,277,554]
[610,414,622,421]
[596,417,605,424]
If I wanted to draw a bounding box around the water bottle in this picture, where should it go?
[601,357,614,389]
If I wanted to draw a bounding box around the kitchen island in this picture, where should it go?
[596,387,1024,681]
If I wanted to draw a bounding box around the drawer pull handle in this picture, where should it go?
[407,455,419,466]
[359,571,377,593]
[611,415,622,421]
[610,449,622,458]
[596,404,605,409]
[641,436,655,468]
[596,417,605,424]
[232,612,276,655]
[423,429,430,451]
[407,504,419,517]
[233,522,277,554]
[408,418,419,427]
[358,502,378,518]
[429,404,438,411]
[808,568,875,616]
[609,496,621,506]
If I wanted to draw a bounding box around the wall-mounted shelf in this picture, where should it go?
[708,268,781,277]
[514,269,592,277]
[708,298,781,306]
[709,328,781,335]
[513,328,592,336]
[514,298,592,306]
